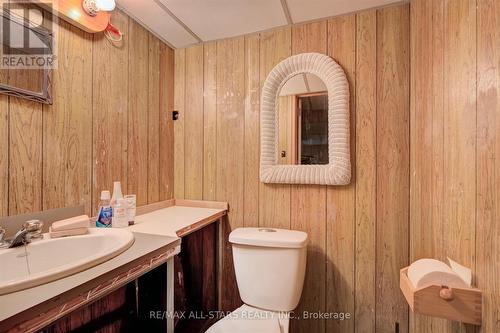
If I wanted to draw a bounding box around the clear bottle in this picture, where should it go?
[124,194,136,226]
[96,190,112,228]
[112,198,128,228]
[110,181,123,206]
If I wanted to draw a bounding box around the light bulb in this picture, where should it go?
[95,0,115,11]
[82,0,115,16]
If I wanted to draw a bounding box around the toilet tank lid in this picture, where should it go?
[229,228,308,248]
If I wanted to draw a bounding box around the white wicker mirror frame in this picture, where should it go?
[260,52,351,185]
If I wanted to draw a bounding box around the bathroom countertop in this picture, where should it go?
[0,199,228,331]
[128,201,227,237]
[0,232,180,327]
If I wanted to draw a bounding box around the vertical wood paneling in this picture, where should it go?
[216,37,245,311]
[203,42,217,201]
[442,0,477,279]
[290,185,327,333]
[201,42,219,315]
[173,2,500,332]
[148,36,161,203]
[9,101,42,215]
[174,5,409,332]
[185,45,204,200]
[9,84,43,214]
[159,44,175,200]
[258,28,291,230]
[243,35,260,227]
[92,11,129,212]
[201,42,218,310]
[201,42,217,316]
[291,21,327,333]
[127,20,149,206]
[326,15,356,333]
[354,10,377,333]
[477,1,500,332]
[376,5,410,333]
[174,49,186,199]
[409,0,444,260]
[410,0,478,332]
[184,45,206,316]
[5,11,500,333]
[0,93,7,217]
[409,0,448,331]
[2,11,175,222]
[0,22,7,217]
[42,21,92,214]
[8,2,44,215]
[409,0,445,262]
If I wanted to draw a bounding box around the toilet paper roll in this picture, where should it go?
[448,257,472,287]
[408,259,469,289]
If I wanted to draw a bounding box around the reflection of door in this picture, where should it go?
[278,92,328,165]
[278,95,295,164]
[297,92,328,165]
[296,98,301,163]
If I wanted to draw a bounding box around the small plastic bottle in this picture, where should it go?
[96,190,112,228]
[112,198,128,228]
[110,181,123,206]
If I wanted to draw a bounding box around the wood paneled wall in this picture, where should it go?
[175,1,500,332]
[0,9,175,218]
[174,4,410,332]
[411,0,499,333]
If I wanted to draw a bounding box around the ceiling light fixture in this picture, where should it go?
[82,0,116,16]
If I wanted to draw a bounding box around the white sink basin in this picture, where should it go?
[0,228,134,295]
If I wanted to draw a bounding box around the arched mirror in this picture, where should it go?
[260,53,351,185]
[277,73,328,165]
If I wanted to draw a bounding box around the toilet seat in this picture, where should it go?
[206,304,284,333]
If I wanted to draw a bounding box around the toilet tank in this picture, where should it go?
[229,228,308,312]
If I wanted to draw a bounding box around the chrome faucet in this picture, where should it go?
[0,226,5,245]
[2,220,44,248]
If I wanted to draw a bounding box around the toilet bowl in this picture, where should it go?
[206,304,288,333]
[206,227,308,333]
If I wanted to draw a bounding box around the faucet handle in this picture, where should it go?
[0,226,6,248]
[23,220,44,240]
[23,219,43,231]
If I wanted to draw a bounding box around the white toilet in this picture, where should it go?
[206,227,308,333]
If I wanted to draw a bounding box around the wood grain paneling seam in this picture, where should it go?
[243,35,260,227]
[203,42,218,202]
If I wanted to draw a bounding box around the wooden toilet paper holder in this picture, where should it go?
[400,267,482,325]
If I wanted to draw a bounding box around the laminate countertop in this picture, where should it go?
[129,204,227,237]
[0,232,180,323]
[0,199,228,330]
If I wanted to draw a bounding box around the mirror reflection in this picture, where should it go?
[277,73,328,165]
[0,9,53,103]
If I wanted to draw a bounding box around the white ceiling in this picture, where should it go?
[286,0,402,23]
[160,0,288,42]
[117,0,198,47]
[117,0,402,49]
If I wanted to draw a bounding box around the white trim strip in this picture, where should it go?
[153,0,203,43]
[280,0,293,24]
